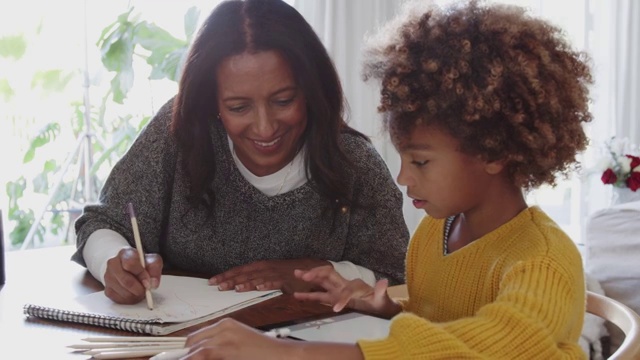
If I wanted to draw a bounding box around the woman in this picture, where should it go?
[72,0,409,305]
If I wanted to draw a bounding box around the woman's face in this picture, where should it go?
[216,50,307,177]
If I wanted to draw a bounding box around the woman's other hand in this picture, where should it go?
[103,247,163,304]
[293,265,401,318]
[209,259,329,293]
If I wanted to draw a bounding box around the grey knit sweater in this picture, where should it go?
[72,100,409,284]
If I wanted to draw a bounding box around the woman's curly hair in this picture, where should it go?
[362,0,593,189]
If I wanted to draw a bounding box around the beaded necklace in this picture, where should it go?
[443,215,457,255]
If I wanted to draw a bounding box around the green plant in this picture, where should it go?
[4,6,199,249]
[98,7,198,103]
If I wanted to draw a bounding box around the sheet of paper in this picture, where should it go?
[287,312,391,343]
[63,275,277,322]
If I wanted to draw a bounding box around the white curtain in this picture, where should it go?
[582,0,640,219]
[588,0,640,150]
[610,1,640,146]
[293,0,425,233]
[293,0,640,238]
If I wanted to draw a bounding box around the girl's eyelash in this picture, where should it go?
[411,160,429,166]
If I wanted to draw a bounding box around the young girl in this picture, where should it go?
[180,1,592,358]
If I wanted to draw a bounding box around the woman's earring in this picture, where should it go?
[217,113,221,120]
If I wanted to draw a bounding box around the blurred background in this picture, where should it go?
[1,0,638,251]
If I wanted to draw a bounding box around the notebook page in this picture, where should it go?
[287,312,391,343]
[67,275,279,322]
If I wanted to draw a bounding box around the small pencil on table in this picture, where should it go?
[68,328,291,359]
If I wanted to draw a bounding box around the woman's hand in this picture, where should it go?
[182,318,295,360]
[209,259,330,293]
[293,265,402,318]
[103,247,163,304]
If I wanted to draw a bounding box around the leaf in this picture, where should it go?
[0,78,15,101]
[110,66,134,103]
[118,8,139,24]
[31,69,74,93]
[97,21,119,46]
[9,213,33,246]
[134,21,188,81]
[50,184,72,205]
[137,115,151,131]
[101,33,135,72]
[35,19,43,35]
[22,122,61,163]
[149,48,187,81]
[43,159,58,172]
[135,21,185,51]
[98,9,137,73]
[112,118,136,144]
[184,7,200,40]
[6,178,26,210]
[50,213,65,235]
[96,7,135,47]
[33,172,49,193]
[92,134,131,173]
[0,34,27,60]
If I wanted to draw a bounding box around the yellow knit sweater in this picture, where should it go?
[358,206,586,359]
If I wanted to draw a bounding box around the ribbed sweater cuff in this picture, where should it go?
[357,338,403,359]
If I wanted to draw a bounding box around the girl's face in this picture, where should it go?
[395,124,498,219]
[216,50,307,177]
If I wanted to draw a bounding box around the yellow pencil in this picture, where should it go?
[126,202,154,310]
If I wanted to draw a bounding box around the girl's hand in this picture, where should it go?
[293,265,402,318]
[103,247,163,304]
[183,318,295,360]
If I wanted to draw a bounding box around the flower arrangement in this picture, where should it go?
[596,137,640,192]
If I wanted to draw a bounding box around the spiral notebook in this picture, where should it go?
[23,275,281,335]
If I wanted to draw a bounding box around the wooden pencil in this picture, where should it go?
[126,202,155,310]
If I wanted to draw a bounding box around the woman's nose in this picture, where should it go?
[254,106,277,138]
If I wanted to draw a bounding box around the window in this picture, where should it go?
[0,1,220,250]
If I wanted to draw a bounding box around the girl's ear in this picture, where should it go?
[484,159,506,175]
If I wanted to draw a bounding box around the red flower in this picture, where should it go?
[627,155,640,170]
[627,172,640,192]
[601,168,618,184]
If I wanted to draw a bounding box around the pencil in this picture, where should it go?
[81,336,187,343]
[126,202,154,310]
[68,341,185,349]
[76,329,290,359]
[83,344,183,355]
[92,348,173,359]
[148,329,291,360]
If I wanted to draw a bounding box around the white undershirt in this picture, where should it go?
[81,139,376,286]
[229,136,308,196]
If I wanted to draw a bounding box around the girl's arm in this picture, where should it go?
[183,318,365,360]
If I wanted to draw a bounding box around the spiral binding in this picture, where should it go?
[23,304,162,334]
